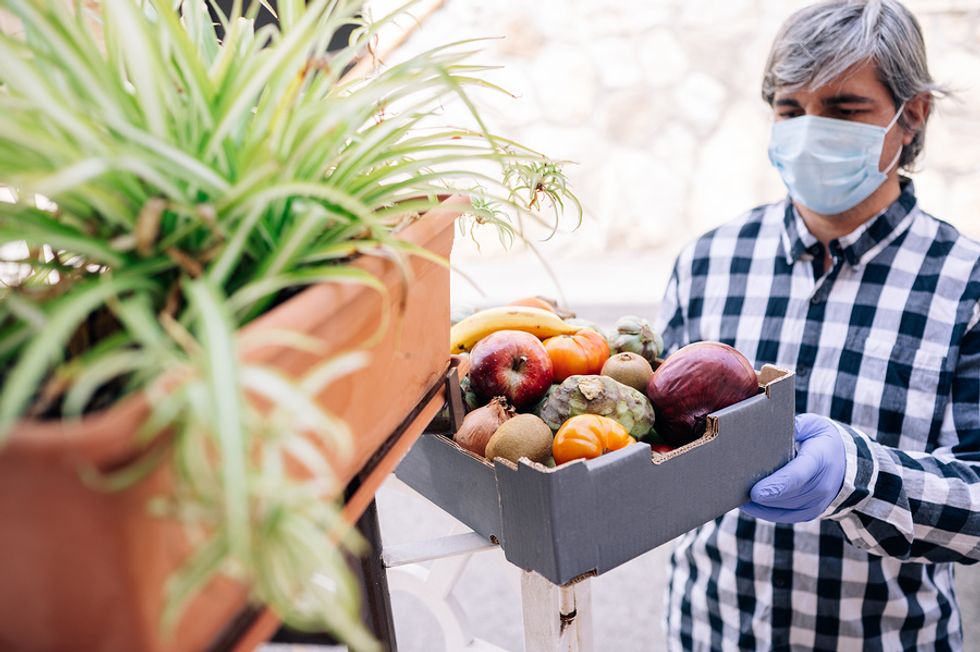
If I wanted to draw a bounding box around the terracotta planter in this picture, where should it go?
[0,197,464,652]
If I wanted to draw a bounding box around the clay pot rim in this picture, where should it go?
[5,195,469,465]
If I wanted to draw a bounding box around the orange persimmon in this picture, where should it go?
[542,329,610,382]
[507,296,578,319]
[552,414,635,464]
[508,296,560,313]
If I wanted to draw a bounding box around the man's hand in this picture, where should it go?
[741,413,847,523]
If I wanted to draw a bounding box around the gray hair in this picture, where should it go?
[762,0,946,168]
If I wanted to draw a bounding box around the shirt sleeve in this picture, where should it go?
[655,259,688,355]
[821,314,980,564]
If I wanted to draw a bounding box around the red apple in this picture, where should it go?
[469,330,554,409]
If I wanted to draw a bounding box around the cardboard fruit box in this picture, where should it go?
[395,363,796,586]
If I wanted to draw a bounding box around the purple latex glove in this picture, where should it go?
[741,413,847,523]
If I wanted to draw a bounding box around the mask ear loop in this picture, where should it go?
[881,102,907,174]
[886,102,907,131]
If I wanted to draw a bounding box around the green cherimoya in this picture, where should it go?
[460,374,483,412]
[536,374,655,439]
[610,315,664,364]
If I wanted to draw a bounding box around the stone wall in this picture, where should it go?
[392,0,980,307]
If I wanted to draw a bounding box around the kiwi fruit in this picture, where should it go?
[601,352,654,392]
[485,414,553,464]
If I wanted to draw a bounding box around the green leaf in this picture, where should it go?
[161,532,230,634]
[252,200,336,281]
[79,440,170,492]
[239,365,354,459]
[104,0,170,140]
[104,121,230,196]
[205,0,341,156]
[145,0,215,124]
[299,350,368,396]
[2,293,48,331]
[2,0,125,123]
[0,274,154,439]
[0,204,127,267]
[62,349,149,416]
[226,265,385,323]
[183,279,252,567]
[185,0,221,67]
[0,322,33,366]
[238,327,329,357]
[110,295,170,352]
[0,34,104,152]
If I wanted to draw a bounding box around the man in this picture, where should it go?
[655,0,980,649]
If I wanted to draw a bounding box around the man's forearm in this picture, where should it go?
[826,421,980,564]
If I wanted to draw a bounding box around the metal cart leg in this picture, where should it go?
[357,498,400,651]
[268,498,398,650]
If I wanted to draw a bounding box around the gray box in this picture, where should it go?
[395,365,795,585]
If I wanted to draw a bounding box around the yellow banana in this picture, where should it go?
[450,306,580,353]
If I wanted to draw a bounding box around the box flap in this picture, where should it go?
[394,434,503,541]
[494,457,598,584]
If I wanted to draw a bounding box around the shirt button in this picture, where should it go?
[796,366,810,378]
[810,294,824,305]
[774,577,787,588]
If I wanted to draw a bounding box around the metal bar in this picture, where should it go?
[382,530,497,568]
[204,605,265,652]
[356,498,400,651]
[446,360,465,433]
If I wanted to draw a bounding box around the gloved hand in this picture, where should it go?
[741,413,847,523]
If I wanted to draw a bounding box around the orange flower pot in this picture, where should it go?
[0,197,465,652]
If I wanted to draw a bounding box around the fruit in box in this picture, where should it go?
[507,296,576,319]
[459,374,482,412]
[453,397,515,456]
[609,315,663,363]
[536,374,654,439]
[600,352,654,392]
[552,414,636,465]
[650,443,674,455]
[469,330,554,409]
[451,304,480,326]
[542,329,610,383]
[485,414,554,464]
[564,317,608,340]
[450,306,579,354]
[646,341,759,446]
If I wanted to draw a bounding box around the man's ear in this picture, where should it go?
[901,93,931,145]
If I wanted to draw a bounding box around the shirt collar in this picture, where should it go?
[780,178,919,267]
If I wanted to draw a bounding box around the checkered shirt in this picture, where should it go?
[655,179,980,651]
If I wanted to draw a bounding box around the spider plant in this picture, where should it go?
[0,0,579,647]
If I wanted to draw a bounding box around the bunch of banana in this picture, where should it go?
[450,306,579,353]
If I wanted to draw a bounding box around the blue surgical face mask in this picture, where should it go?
[767,104,905,216]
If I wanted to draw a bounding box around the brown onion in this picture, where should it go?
[453,397,515,457]
[645,341,759,446]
